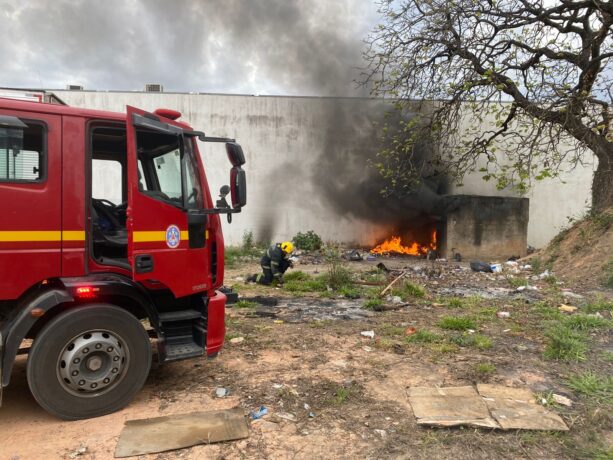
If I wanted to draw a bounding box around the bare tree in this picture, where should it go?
[364,0,613,210]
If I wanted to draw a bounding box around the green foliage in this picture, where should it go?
[363,298,383,310]
[242,230,254,249]
[475,363,497,377]
[405,329,443,344]
[445,297,466,308]
[235,300,257,309]
[393,280,426,300]
[567,372,613,405]
[602,259,613,288]
[437,316,477,331]
[544,324,587,362]
[283,274,327,293]
[292,230,323,251]
[338,285,362,299]
[324,261,353,290]
[530,257,542,274]
[506,276,528,288]
[284,270,311,282]
[451,333,493,349]
[563,314,611,331]
[583,297,613,314]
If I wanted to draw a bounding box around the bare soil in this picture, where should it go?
[0,257,611,459]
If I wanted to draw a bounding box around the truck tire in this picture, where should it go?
[26,304,151,420]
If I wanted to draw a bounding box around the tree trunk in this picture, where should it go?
[592,147,613,211]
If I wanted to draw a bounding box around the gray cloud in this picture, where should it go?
[0,0,378,96]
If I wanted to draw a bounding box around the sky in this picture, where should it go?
[0,0,380,96]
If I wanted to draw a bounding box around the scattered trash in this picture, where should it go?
[374,429,387,438]
[304,403,311,410]
[490,263,503,273]
[391,295,403,304]
[522,264,532,270]
[308,412,316,418]
[497,311,510,319]
[361,330,375,339]
[250,406,269,420]
[115,408,250,457]
[432,302,445,307]
[408,385,568,431]
[405,326,417,335]
[215,387,229,398]
[467,329,476,334]
[516,286,527,292]
[276,412,297,422]
[363,346,373,352]
[558,304,578,313]
[68,446,87,459]
[376,262,390,273]
[538,270,552,279]
[552,394,573,407]
[366,254,377,261]
[348,250,363,261]
[562,291,584,300]
[273,319,284,324]
[470,261,493,273]
[507,255,520,261]
[272,383,283,390]
[380,272,407,296]
[229,337,245,344]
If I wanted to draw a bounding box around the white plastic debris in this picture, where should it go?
[490,263,503,273]
[215,387,229,398]
[552,394,573,407]
[361,330,375,338]
[229,337,245,344]
[497,311,511,319]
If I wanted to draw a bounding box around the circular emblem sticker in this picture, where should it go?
[166,225,181,248]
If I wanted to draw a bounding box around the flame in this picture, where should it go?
[370,231,437,256]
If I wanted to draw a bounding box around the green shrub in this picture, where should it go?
[235,300,257,309]
[451,333,493,349]
[563,314,611,331]
[602,259,613,288]
[284,270,311,282]
[544,324,587,362]
[324,262,353,290]
[242,230,254,249]
[405,330,443,343]
[438,316,477,331]
[363,298,383,311]
[567,372,613,404]
[393,280,426,300]
[292,230,323,251]
[475,363,497,377]
[583,296,613,314]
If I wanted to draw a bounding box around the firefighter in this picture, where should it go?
[250,241,294,285]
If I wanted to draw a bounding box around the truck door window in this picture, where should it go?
[184,138,203,209]
[92,159,123,204]
[0,122,45,182]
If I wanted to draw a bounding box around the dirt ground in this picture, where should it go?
[0,256,611,459]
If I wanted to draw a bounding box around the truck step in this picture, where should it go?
[158,309,202,323]
[163,342,204,362]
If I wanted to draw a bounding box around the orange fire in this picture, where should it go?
[370,231,437,256]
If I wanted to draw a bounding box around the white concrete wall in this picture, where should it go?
[54,90,594,248]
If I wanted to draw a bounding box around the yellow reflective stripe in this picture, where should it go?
[133,231,189,242]
[0,231,85,242]
[62,231,86,241]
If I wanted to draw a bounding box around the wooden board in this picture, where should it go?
[114,408,250,458]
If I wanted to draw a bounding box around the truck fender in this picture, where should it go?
[1,289,73,388]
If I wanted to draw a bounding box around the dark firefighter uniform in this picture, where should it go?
[256,242,293,285]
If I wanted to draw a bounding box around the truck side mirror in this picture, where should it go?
[226,142,245,166]
[230,167,246,208]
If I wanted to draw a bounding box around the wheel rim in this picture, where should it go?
[57,330,129,397]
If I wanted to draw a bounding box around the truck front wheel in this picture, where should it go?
[27,304,152,420]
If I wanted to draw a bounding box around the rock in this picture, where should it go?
[230,337,245,344]
[215,387,229,398]
[553,394,573,407]
[276,412,297,422]
[497,311,511,318]
[391,296,403,304]
[374,429,387,438]
[361,330,375,338]
[68,447,87,459]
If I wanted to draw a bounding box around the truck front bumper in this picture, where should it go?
[206,290,226,357]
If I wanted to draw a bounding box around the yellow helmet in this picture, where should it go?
[281,241,294,254]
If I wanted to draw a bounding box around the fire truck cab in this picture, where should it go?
[0,97,246,419]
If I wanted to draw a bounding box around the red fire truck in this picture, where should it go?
[0,97,246,419]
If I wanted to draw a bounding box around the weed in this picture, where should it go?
[437,316,477,331]
[284,277,327,293]
[284,271,311,282]
[602,351,613,362]
[531,257,542,273]
[235,300,257,309]
[405,330,443,344]
[242,230,254,249]
[324,261,353,290]
[225,332,242,340]
[534,302,564,320]
[451,333,493,349]
[393,280,426,300]
[446,297,465,308]
[292,230,323,251]
[475,363,496,376]
[567,372,613,404]
[475,307,498,321]
[583,296,613,314]
[506,277,529,288]
[602,259,613,288]
[332,386,353,404]
[430,343,459,354]
[544,324,587,362]
[563,314,611,331]
[363,298,383,311]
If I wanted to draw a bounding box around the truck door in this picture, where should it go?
[126,106,208,298]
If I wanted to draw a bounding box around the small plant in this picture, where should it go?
[544,324,587,362]
[446,297,465,308]
[506,277,528,288]
[242,230,254,249]
[284,270,311,282]
[284,275,327,293]
[363,298,383,311]
[475,363,496,377]
[406,329,443,343]
[324,261,353,290]
[563,314,611,331]
[567,372,613,404]
[235,300,257,309]
[451,333,493,349]
[531,257,542,274]
[330,386,353,405]
[338,285,361,299]
[602,258,613,288]
[292,230,323,251]
[583,296,613,314]
[437,316,477,331]
[393,280,426,300]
